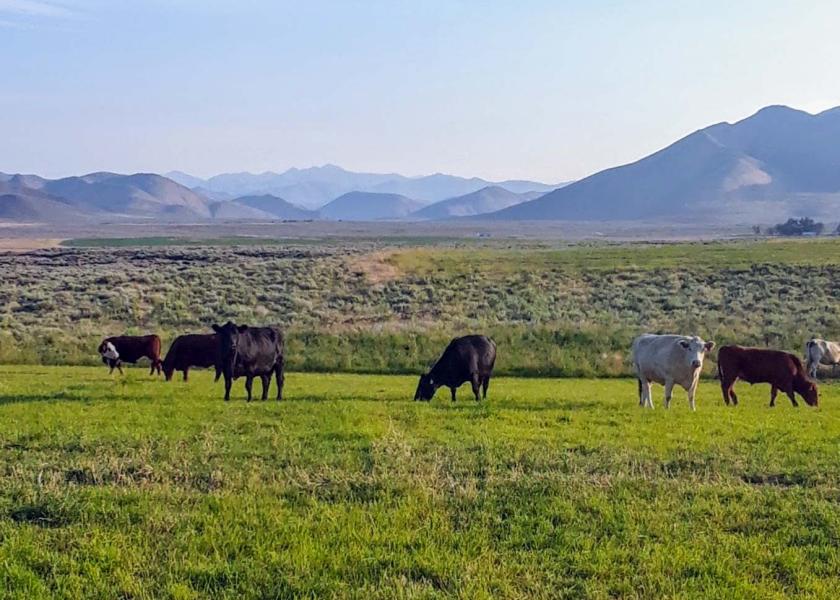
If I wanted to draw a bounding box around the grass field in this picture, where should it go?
[1,366,839,598]
[3,238,840,376]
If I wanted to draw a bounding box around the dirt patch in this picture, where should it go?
[349,251,402,284]
[0,238,62,252]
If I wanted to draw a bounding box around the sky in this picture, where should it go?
[1,0,839,183]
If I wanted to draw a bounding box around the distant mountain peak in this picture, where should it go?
[490,104,840,222]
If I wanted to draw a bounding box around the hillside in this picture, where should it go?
[232,194,318,220]
[320,191,425,220]
[412,186,544,219]
[492,105,840,222]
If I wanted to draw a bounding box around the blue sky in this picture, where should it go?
[1,0,839,182]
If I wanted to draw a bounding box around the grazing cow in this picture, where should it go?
[98,335,162,375]
[212,321,285,401]
[162,334,221,382]
[632,334,715,410]
[717,345,818,407]
[414,335,496,402]
[805,338,840,379]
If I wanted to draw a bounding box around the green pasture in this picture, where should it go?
[1,366,838,598]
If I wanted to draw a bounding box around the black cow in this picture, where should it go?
[212,321,286,401]
[162,334,221,382]
[414,335,496,402]
[98,335,162,375]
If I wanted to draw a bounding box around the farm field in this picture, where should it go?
[2,238,840,377]
[1,366,839,598]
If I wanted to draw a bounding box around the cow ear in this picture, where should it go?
[679,340,690,349]
[237,325,249,332]
[705,341,715,352]
[212,324,221,333]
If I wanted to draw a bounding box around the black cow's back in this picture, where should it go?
[430,334,496,388]
[163,334,218,371]
[232,327,285,376]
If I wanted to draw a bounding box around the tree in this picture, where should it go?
[767,217,824,236]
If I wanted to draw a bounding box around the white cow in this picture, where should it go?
[805,338,840,379]
[632,334,715,411]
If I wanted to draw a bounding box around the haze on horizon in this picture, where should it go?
[1,0,839,183]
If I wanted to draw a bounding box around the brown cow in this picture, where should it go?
[98,335,163,376]
[717,345,818,407]
[162,334,221,382]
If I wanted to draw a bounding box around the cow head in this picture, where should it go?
[99,340,119,363]
[163,360,175,382]
[212,321,248,372]
[678,337,715,371]
[414,373,437,401]
[799,379,819,407]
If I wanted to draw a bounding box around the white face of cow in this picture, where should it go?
[101,342,119,361]
[678,337,714,371]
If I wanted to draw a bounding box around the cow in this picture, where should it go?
[717,345,818,407]
[162,334,221,382]
[212,321,285,402]
[805,338,840,379]
[98,335,162,375]
[632,334,715,411]
[414,335,496,402]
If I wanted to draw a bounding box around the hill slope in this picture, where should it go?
[492,105,840,222]
[232,194,319,220]
[412,186,544,219]
[320,191,425,220]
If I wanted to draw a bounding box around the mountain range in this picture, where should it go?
[0,167,556,222]
[166,165,560,209]
[3,105,839,225]
[492,105,840,221]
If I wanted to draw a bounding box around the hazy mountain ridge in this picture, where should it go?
[168,165,560,209]
[491,105,840,221]
[412,186,545,220]
[320,191,425,220]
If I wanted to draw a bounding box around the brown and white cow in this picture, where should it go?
[632,334,715,410]
[98,335,163,375]
[718,345,818,407]
[805,338,840,379]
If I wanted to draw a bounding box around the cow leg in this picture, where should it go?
[481,375,490,399]
[640,379,653,408]
[664,378,674,409]
[183,368,189,382]
[470,374,481,401]
[260,374,270,401]
[245,376,254,402]
[769,386,778,407]
[785,386,798,407]
[116,362,124,376]
[687,382,698,412]
[450,386,457,402]
[223,375,232,401]
[274,357,285,401]
[721,375,738,406]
